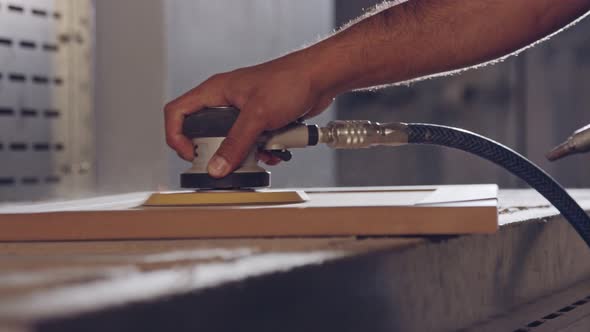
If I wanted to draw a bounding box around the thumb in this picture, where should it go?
[207,107,265,178]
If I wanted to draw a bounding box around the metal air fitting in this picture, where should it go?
[318,120,409,149]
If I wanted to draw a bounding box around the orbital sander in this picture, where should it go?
[144,106,322,206]
[180,106,318,189]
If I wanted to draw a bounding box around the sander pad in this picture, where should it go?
[180,172,269,190]
[143,190,308,207]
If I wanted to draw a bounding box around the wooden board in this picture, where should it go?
[0,185,498,241]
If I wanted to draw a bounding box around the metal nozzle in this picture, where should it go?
[547,124,590,161]
[259,120,409,151]
[318,120,409,149]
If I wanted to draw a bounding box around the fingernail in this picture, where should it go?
[186,151,195,161]
[178,151,193,162]
[208,155,230,177]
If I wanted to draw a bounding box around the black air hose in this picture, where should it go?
[406,123,590,248]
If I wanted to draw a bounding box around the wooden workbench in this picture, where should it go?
[1,189,590,332]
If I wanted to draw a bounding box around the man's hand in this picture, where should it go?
[164,51,334,178]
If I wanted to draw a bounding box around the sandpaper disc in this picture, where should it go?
[143,190,308,206]
[180,171,270,189]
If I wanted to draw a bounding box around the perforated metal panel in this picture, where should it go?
[0,0,94,201]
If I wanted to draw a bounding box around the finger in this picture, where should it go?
[165,104,197,161]
[256,150,273,163]
[256,151,282,165]
[208,106,265,178]
[265,157,282,166]
[302,95,334,120]
[177,151,187,161]
[164,78,228,161]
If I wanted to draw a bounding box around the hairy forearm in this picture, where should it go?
[304,0,590,94]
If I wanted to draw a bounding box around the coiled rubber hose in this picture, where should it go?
[406,123,590,248]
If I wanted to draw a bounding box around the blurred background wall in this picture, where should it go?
[335,1,590,188]
[2,0,590,201]
[0,0,94,201]
[94,0,168,194]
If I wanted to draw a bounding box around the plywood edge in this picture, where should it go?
[0,205,498,241]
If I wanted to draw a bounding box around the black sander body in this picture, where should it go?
[181,107,271,189]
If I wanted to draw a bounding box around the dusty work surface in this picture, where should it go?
[0,185,497,240]
[1,189,590,332]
